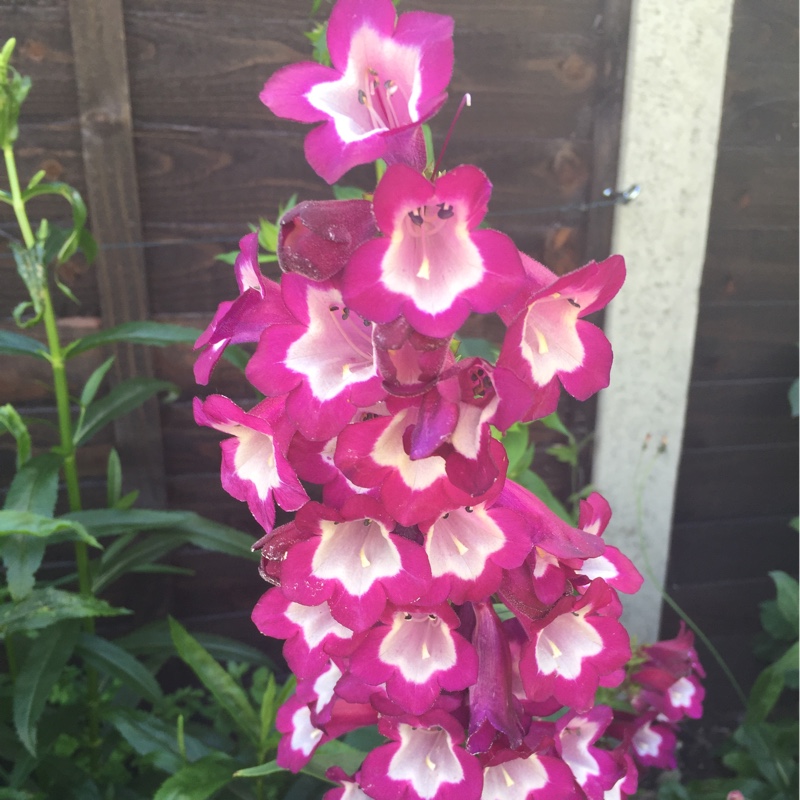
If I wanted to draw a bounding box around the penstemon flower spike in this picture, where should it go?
[197,1,704,797]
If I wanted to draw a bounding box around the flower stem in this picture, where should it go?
[4,141,99,752]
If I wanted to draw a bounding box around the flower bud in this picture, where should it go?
[277,198,378,281]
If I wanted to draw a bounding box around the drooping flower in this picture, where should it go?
[555,706,620,800]
[278,497,432,632]
[359,711,484,800]
[343,164,524,338]
[518,580,631,712]
[260,0,454,183]
[348,602,478,715]
[246,273,385,441]
[495,254,626,423]
[251,589,358,680]
[575,492,643,595]
[194,233,292,384]
[466,600,526,753]
[193,394,307,534]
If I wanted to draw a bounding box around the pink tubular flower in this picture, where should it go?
[194,233,292,384]
[576,492,643,595]
[193,395,307,534]
[343,164,524,338]
[556,706,619,800]
[278,497,432,632]
[246,273,385,441]
[481,750,581,800]
[251,589,357,680]
[359,711,484,800]
[348,602,478,715]
[260,0,454,183]
[495,254,626,422]
[519,580,631,713]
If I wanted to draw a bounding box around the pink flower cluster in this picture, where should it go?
[194,1,703,797]
[609,623,707,772]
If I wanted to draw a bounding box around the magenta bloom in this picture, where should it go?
[260,0,454,183]
[359,711,484,800]
[343,164,524,338]
[278,497,432,632]
[496,254,626,422]
[193,395,307,534]
[246,273,385,441]
[193,233,291,384]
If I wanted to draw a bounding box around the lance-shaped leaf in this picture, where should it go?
[107,709,213,774]
[0,330,47,359]
[0,404,32,468]
[153,754,239,800]
[169,617,260,747]
[74,378,175,446]
[64,321,203,359]
[13,620,81,755]
[76,632,163,704]
[0,587,129,636]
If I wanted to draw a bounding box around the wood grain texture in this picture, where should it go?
[68,0,166,505]
[682,378,799,448]
[674,444,798,524]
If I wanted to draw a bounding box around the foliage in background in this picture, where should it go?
[0,38,323,799]
[657,571,798,800]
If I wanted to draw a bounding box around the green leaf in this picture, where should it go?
[13,620,81,754]
[0,330,46,359]
[62,508,193,538]
[769,571,799,633]
[64,321,201,359]
[772,641,799,678]
[500,423,535,479]
[153,754,238,800]
[0,404,32,468]
[545,442,578,467]
[0,534,45,600]
[11,242,46,328]
[734,723,791,789]
[74,377,175,446]
[106,448,123,508]
[301,739,368,783]
[92,532,189,594]
[0,510,98,547]
[455,337,497,362]
[214,251,238,265]
[222,343,250,372]
[174,513,256,560]
[0,510,99,598]
[746,664,786,724]
[3,452,62,516]
[107,710,213,774]
[259,672,278,755]
[79,355,115,408]
[539,411,573,440]
[234,760,285,779]
[169,617,260,746]
[118,619,274,669]
[76,633,163,703]
[20,181,90,265]
[0,587,129,636]
[332,184,365,200]
[518,470,572,522]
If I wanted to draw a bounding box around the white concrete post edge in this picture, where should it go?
[592,0,735,644]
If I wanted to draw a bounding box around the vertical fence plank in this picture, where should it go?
[67,0,166,506]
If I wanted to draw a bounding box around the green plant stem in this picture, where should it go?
[4,633,18,682]
[4,140,100,755]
